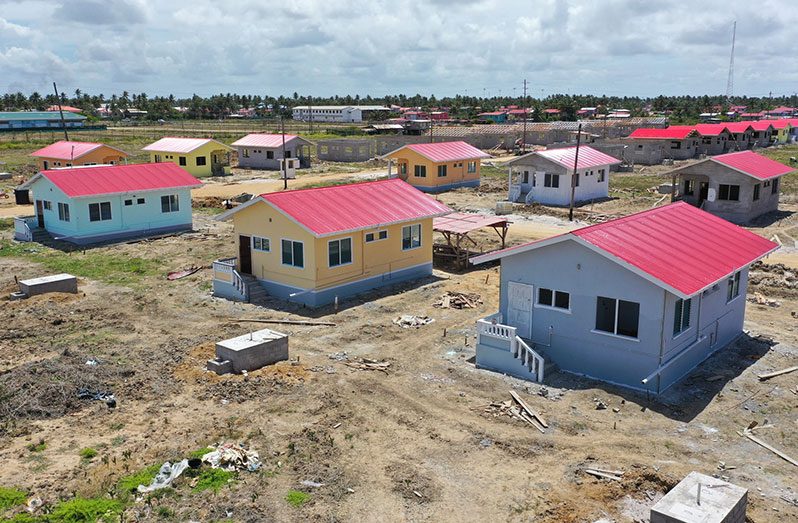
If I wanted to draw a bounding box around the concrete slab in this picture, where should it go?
[210,328,289,374]
[650,471,747,523]
[18,273,78,297]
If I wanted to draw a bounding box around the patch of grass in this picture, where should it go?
[78,447,98,461]
[480,164,507,179]
[0,218,13,231]
[187,446,214,459]
[26,439,46,453]
[0,486,27,510]
[285,490,311,507]
[609,174,664,193]
[117,464,161,494]
[298,177,362,190]
[48,497,122,523]
[191,468,234,493]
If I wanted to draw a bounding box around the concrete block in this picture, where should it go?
[18,273,78,297]
[650,471,747,523]
[212,328,289,374]
[206,358,234,375]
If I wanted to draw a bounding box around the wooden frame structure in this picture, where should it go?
[433,212,509,269]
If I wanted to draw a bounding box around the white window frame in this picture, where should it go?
[252,236,270,252]
[328,237,353,268]
[467,161,477,173]
[281,238,304,268]
[57,202,70,222]
[402,223,422,251]
[535,287,571,313]
[592,296,640,340]
[365,230,388,243]
[727,271,741,303]
[161,194,180,213]
[673,297,692,337]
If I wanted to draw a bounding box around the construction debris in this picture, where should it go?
[167,266,202,280]
[137,460,190,493]
[473,394,547,433]
[509,390,548,428]
[77,388,116,409]
[231,318,336,327]
[757,366,798,381]
[344,358,391,373]
[434,291,483,309]
[748,292,781,307]
[393,315,435,328]
[740,425,797,467]
[583,468,624,481]
[201,443,261,472]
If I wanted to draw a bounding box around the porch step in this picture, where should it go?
[239,274,271,306]
[29,229,77,251]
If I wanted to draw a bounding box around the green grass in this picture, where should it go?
[480,164,507,179]
[117,464,161,494]
[191,468,234,493]
[609,174,664,193]
[47,497,122,523]
[187,446,214,459]
[26,440,46,453]
[0,486,27,510]
[0,218,13,231]
[78,447,98,461]
[285,490,311,507]
[0,241,161,286]
[760,145,798,194]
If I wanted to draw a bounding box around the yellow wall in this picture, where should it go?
[148,141,231,177]
[230,200,433,291]
[386,148,482,190]
[37,146,127,170]
[774,126,791,144]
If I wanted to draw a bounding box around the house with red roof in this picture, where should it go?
[693,124,732,155]
[724,122,755,150]
[766,119,793,144]
[505,146,621,206]
[212,179,451,307]
[625,126,701,164]
[747,121,775,147]
[380,141,491,193]
[470,201,777,393]
[16,163,201,244]
[30,140,129,171]
[45,105,83,114]
[143,137,233,177]
[230,133,314,171]
[666,150,795,224]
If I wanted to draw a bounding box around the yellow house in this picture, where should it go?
[380,141,491,193]
[143,137,233,177]
[30,140,129,170]
[212,178,452,307]
[770,120,792,144]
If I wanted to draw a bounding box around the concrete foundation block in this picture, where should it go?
[206,358,234,375]
[211,328,289,374]
[650,471,747,523]
[18,273,78,297]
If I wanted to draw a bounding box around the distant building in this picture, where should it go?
[45,105,83,114]
[0,111,86,131]
[747,121,775,147]
[477,111,508,123]
[380,141,491,193]
[291,105,390,123]
[143,137,233,177]
[231,134,314,170]
[625,126,701,164]
[693,124,733,156]
[30,141,129,171]
[765,106,796,118]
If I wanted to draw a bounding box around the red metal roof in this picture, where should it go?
[30,141,128,161]
[710,151,795,180]
[391,141,491,163]
[535,146,622,169]
[433,212,508,234]
[45,105,82,113]
[142,137,231,153]
[693,124,729,136]
[748,121,774,132]
[473,202,777,296]
[230,133,309,148]
[628,126,698,139]
[724,122,753,133]
[260,178,452,237]
[33,163,202,198]
[765,120,791,129]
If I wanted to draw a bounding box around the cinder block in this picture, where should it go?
[18,273,78,297]
[651,472,747,523]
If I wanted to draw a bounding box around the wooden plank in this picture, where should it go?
[231,318,336,327]
[590,467,624,476]
[518,411,546,433]
[583,469,622,481]
[743,431,798,467]
[758,366,798,381]
[509,390,548,428]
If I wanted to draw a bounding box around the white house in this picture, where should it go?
[230,134,314,170]
[506,146,621,205]
[471,202,777,394]
[291,105,390,123]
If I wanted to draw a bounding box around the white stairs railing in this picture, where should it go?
[477,316,545,383]
[508,184,522,203]
[231,269,248,301]
[524,190,535,205]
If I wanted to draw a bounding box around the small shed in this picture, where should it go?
[231,134,314,170]
[433,212,509,269]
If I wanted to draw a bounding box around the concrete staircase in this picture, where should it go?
[239,273,270,306]
[30,228,77,251]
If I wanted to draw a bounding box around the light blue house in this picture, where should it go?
[471,202,777,394]
[15,163,202,245]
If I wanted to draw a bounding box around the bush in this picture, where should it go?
[117,464,161,494]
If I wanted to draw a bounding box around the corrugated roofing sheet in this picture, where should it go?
[748,121,775,132]
[403,141,491,162]
[230,134,308,148]
[0,111,86,121]
[535,146,622,169]
[261,178,451,237]
[710,151,795,180]
[30,141,127,161]
[36,163,202,198]
[433,212,508,234]
[628,126,697,139]
[724,122,753,133]
[693,124,730,136]
[142,137,230,153]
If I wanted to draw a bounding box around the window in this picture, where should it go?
[537,288,570,310]
[467,161,477,173]
[718,184,740,201]
[267,151,274,159]
[598,169,606,182]
[544,173,560,188]
[43,200,52,211]
[753,183,760,201]
[595,296,640,338]
[670,141,682,149]
[378,230,388,240]
[196,156,206,166]
[281,239,304,268]
[673,298,691,336]
[402,223,422,250]
[399,163,407,175]
[57,202,70,222]
[124,199,133,206]
[242,149,250,158]
[365,232,375,242]
[252,236,270,252]
[328,238,352,267]
[574,173,580,187]
[365,230,387,243]
[437,165,447,177]
[727,271,741,302]
[161,195,179,213]
[683,179,694,196]
[772,178,779,195]
[89,202,112,222]
[414,165,427,178]
[137,198,145,205]
[178,156,186,166]
[764,180,771,188]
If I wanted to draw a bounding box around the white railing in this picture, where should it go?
[515,337,545,383]
[213,257,248,300]
[524,190,535,205]
[212,257,236,274]
[477,319,517,340]
[232,269,248,301]
[477,313,545,383]
[13,216,34,242]
[508,184,522,203]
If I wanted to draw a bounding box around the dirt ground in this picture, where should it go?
[1,159,797,522]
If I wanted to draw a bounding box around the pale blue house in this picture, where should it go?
[15,163,202,245]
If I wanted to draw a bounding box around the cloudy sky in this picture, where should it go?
[1,0,796,99]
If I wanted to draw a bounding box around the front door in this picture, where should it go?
[35,200,45,228]
[699,182,709,202]
[239,235,252,275]
[507,281,534,339]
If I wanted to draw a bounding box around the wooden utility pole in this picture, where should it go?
[569,123,582,221]
[53,82,69,141]
[281,116,288,190]
[522,79,528,154]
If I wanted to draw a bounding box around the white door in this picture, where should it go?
[507,281,534,339]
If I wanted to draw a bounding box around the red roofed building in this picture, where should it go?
[16,163,202,244]
[505,146,621,205]
[470,201,777,392]
[666,150,795,223]
[230,133,314,171]
[625,126,701,164]
[45,105,83,114]
[29,140,129,171]
[213,179,452,307]
[380,141,491,193]
[693,124,733,155]
[747,121,775,146]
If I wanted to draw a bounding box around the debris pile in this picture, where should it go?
[583,467,624,481]
[434,291,483,309]
[472,390,548,433]
[202,443,261,472]
[138,460,190,493]
[344,358,391,373]
[747,292,781,307]
[393,315,435,328]
[77,388,117,409]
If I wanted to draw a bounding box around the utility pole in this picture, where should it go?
[281,116,288,190]
[522,79,528,154]
[53,82,69,141]
[569,123,582,222]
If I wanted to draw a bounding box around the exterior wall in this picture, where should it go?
[510,156,610,205]
[697,131,732,156]
[773,126,791,144]
[317,139,375,162]
[148,142,231,177]
[30,177,193,242]
[387,148,482,192]
[675,162,780,223]
[36,146,127,170]
[235,143,299,170]
[626,138,699,165]
[751,129,773,147]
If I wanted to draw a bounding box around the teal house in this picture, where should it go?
[16,163,202,245]
[0,111,87,130]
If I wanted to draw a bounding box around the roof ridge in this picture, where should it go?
[571,201,687,238]
[261,177,398,198]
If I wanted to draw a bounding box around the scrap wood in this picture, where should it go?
[742,427,798,467]
[583,468,623,481]
[758,366,798,381]
[166,265,202,280]
[344,358,391,373]
[434,291,483,309]
[509,390,548,428]
[231,318,336,327]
